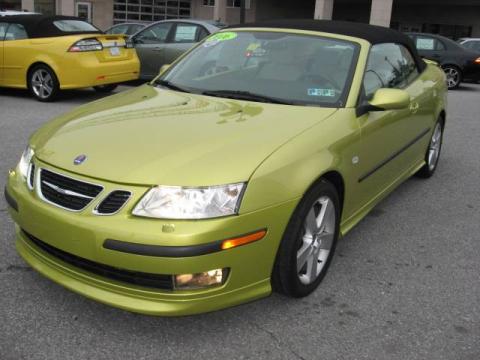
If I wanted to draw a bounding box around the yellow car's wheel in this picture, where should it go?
[272,179,340,297]
[28,64,60,102]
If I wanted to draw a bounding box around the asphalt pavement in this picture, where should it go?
[0,84,479,360]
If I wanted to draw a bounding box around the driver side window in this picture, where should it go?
[137,23,172,44]
[363,43,419,99]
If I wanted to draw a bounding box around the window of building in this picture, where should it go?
[202,0,250,8]
[114,0,191,24]
[363,43,419,98]
[75,2,93,23]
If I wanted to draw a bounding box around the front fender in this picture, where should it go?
[240,109,361,220]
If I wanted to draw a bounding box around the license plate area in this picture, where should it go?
[109,47,121,56]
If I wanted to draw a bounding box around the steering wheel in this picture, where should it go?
[199,61,231,77]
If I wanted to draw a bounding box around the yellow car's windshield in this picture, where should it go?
[160,31,359,107]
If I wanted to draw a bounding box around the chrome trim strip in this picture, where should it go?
[358,127,431,183]
[42,180,95,200]
[26,163,35,191]
[92,190,133,216]
[36,168,104,212]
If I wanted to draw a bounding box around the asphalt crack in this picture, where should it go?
[251,322,307,360]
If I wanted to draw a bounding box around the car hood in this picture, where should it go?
[32,85,337,186]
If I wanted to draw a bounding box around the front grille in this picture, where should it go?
[23,231,174,290]
[96,191,131,215]
[39,169,103,211]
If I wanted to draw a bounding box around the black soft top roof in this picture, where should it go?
[229,19,426,71]
[1,15,102,38]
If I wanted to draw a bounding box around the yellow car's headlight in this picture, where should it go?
[132,183,245,219]
[18,146,34,180]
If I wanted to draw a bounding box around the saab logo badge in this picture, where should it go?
[74,154,87,165]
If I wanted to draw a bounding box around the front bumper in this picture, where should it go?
[5,161,298,316]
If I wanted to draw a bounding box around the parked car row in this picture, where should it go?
[408,32,480,89]
[1,12,479,102]
[0,14,222,101]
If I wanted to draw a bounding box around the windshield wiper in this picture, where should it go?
[154,79,190,93]
[202,90,293,105]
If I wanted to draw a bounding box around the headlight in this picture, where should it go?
[132,183,245,219]
[18,146,34,179]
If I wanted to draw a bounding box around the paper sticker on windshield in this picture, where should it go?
[204,32,238,47]
[308,88,336,97]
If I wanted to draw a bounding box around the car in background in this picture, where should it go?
[407,32,480,89]
[105,22,147,37]
[0,14,140,101]
[131,19,221,79]
[5,20,447,316]
[457,38,480,52]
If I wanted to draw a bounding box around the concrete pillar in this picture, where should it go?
[314,0,334,20]
[21,0,34,12]
[214,0,228,23]
[369,0,393,27]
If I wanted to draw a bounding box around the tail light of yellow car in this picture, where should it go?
[68,38,103,52]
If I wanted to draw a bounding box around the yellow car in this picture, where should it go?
[0,15,140,101]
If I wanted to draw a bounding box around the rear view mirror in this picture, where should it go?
[369,88,410,110]
[356,88,410,117]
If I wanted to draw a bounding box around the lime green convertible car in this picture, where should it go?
[5,20,447,316]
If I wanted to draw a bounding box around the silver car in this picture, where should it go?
[131,19,222,80]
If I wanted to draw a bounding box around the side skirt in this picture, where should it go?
[339,159,425,237]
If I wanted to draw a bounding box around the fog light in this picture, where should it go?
[174,268,229,290]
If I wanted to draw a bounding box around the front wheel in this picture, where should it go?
[93,84,118,93]
[28,65,60,102]
[272,180,340,297]
[416,120,444,178]
[443,66,462,89]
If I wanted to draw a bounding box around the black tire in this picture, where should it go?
[416,118,444,178]
[442,65,462,90]
[27,64,60,102]
[272,179,340,297]
[93,84,118,93]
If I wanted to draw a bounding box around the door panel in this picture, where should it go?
[354,43,430,208]
[3,23,30,87]
[134,22,172,79]
[163,23,202,65]
[0,22,6,84]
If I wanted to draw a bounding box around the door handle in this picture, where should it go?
[153,47,164,52]
[409,101,419,114]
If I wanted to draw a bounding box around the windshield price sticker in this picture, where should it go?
[204,32,238,47]
[308,88,336,97]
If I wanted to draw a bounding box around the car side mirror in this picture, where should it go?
[356,88,410,116]
[159,64,171,75]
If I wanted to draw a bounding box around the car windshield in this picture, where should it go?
[159,31,359,107]
[53,20,99,32]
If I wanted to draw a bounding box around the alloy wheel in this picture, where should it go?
[428,122,443,171]
[297,196,336,285]
[31,69,54,99]
[444,67,460,89]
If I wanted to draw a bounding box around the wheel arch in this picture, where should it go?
[309,170,346,218]
[26,61,60,86]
